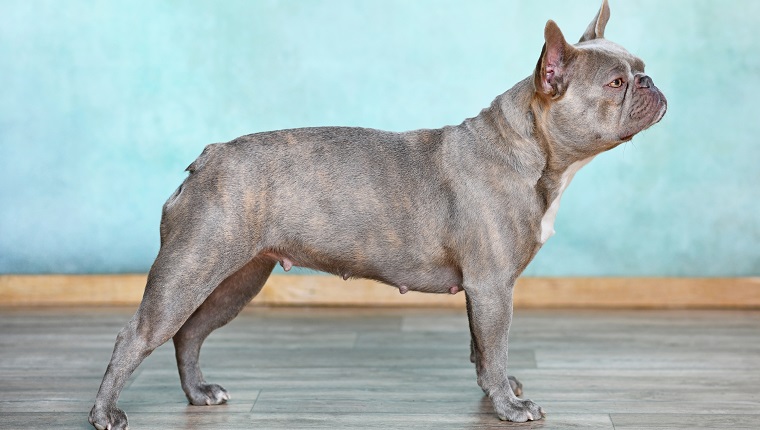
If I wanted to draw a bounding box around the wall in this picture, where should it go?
[1,0,758,276]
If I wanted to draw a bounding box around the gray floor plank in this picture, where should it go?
[611,413,760,429]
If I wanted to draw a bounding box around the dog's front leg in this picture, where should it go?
[465,277,543,422]
[466,292,524,397]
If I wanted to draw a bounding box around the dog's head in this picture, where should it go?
[532,0,667,158]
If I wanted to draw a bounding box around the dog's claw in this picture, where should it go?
[508,375,523,397]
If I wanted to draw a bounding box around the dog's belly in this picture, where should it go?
[262,250,463,295]
[381,264,464,294]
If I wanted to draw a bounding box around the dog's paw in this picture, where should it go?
[507,375,524,397]
[89,404,128,430]
[492,395,545,422]
[186,383,231,406]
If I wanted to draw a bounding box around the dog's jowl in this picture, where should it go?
[89,1,666,428]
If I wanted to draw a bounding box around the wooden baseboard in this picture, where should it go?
[1,274,759,308]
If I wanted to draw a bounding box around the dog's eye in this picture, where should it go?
[608,78,624,88]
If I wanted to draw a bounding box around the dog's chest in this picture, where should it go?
[539,156,595,243]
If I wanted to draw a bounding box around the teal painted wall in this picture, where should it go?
[1,0,758,276]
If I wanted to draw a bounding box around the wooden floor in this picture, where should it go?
[1,307,759,429]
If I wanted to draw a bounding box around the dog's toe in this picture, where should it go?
[188,383,230,406]
[508,375,524,397]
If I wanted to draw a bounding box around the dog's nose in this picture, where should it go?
[635,74,653,89]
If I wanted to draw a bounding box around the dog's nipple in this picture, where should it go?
[341,272,350,281]
[449,285,462,295]
[281,258,293,272]
[399,285,409,294]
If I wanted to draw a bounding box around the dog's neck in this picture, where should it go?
[457,77,599,243]
[458,78,545,183]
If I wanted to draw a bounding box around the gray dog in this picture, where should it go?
[90,1,666,428]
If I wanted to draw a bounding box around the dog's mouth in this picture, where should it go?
[653,101,668,124]
[619,95,667,143]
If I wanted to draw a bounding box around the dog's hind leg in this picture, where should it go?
[89,229,258,430]
[173,256,275,405]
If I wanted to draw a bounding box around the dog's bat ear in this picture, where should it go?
[579,0,610,42]
[534,20,577,99]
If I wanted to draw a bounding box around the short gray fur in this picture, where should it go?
[89,1,666,428]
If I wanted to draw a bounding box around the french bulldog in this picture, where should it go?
[89,1,666,427]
